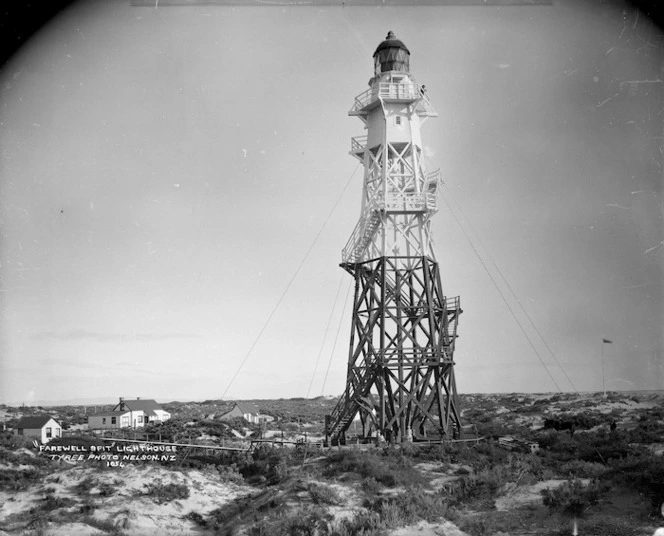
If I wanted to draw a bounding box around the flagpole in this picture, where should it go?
[601,338,612,397]
[601,341,605,397]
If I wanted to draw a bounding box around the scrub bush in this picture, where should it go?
[322,449,423,488]
[307,482,341,505]
[247,506,332,536]
[606,453,664,513]
[541,478,606,517]
[143,481,190,503]
[0,467,42,491]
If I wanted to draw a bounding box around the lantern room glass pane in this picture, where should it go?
[374,48,410,75]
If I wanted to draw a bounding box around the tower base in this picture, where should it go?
[325,256,462,445]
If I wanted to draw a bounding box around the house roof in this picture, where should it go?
[15,416,58,429]
[235,402,260,415]
[117,399,163,411]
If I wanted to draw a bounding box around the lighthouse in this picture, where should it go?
[326,32,462,445]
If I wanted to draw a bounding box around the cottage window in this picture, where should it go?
[46,427,52,438]
[103,418,107,424]
[395,116,401,125]
[111,417,117,425]
[18,429,23,436]
[138,415,143,423]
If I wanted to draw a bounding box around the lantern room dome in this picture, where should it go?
[373,31,410,75]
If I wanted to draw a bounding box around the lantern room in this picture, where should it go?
[373,31,410,75]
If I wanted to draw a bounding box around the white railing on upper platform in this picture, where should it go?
[376,191,438,212]
[350,82,436,115]
[365,173,440,213]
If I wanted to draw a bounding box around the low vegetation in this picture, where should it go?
[1,392,662,535]
[142,481,190,503]
[541,478,606,517]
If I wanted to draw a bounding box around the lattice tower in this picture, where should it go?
[325,32,462,445]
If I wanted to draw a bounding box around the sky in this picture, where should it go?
[0,0,662,405]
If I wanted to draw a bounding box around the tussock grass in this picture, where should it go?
[307,482,341,505]
[247,506,333,536]
[240,445,295,485]
[32,493,76,513]
[322,448,425,488]
[142,481,190,503]
[82,515,125,535]
[76,475,118,496]
[223,489,453,536]
[452,513,517,536]
[0,467,43,491]
[365,489,450,524]
[203,487,290,535]
[76,475,97,493]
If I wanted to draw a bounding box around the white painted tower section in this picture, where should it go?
[343,31,440,268]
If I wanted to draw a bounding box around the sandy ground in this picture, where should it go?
[0,462,253,536]
[388,519,471,536]
[414,462,470,492]
[494,478,589,511]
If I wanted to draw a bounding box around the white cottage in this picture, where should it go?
[220,402,273,424]
[88,398,170,430]
[87,410,132,430]
[14,416,62,443]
